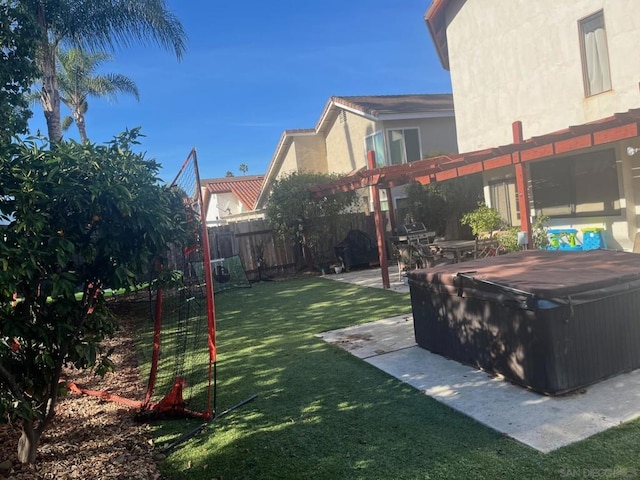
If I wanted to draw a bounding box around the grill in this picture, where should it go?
[389,222,435,245]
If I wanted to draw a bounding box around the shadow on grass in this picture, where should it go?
[137,277,640,480]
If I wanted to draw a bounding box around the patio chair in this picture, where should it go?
[417,243,455,268]
[474,237,500,259]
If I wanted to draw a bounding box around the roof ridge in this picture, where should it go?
[203,175,264,183]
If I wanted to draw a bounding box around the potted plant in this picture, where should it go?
[330,259,344,274]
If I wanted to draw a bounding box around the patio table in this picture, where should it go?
[432,239,477,263]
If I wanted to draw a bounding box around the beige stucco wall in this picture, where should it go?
[323,111,458,174]
[294,135,328,173]
[324,111,378,174]
[446,0,640,152]
[277,142,299,179]
[382,117,458,157]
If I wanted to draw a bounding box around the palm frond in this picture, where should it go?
[61,115,74,131]
[64,0,187,60]
[88,74,140,101]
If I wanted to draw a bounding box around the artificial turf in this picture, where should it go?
[133,276,640,480]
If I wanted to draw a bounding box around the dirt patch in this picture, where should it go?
[0,311,163,480]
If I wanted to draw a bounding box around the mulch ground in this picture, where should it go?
[0,310,163,480]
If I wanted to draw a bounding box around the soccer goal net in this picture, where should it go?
[209,254,251,292]
[141,148,217,419]
[70,148,218,420]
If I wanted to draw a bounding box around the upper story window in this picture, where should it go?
[579,11,612,97]
[364,131,386,167]
[387,128,421,165]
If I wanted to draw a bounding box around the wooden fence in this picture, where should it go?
[207,212,390,282]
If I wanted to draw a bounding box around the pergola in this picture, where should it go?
[311,109,640,288]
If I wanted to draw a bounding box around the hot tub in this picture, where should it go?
[407,249,640,395]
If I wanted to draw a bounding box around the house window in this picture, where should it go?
[395,197,411,224]
[368,187,388,212]
[387,128,421,165]
[579,11,612,97]
[489,178,519,227]
[530,149,620,218]
[364,131,386,167]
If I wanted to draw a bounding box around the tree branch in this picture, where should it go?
[0,363,25,403]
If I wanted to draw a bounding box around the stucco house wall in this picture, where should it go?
[205,191,243,224]
[324,111,377,174]
[278,142,300,178]
[427,0,640,250]
[445,0,640,152]
[382,116,458,158]
[295,135,328,174]
[256,94,458,212]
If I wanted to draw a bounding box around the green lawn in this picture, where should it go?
[135,276,640,480]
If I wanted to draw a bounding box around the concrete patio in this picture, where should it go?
[318,266,640,453]
[322,265,410,294]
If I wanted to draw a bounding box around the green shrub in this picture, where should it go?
[460,202,503,238]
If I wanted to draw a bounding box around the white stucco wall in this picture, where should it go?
[446,0,640,152]
[206,192,242,222]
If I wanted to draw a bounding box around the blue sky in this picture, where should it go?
[29,0,452,184]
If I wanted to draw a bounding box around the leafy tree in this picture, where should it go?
[225,170,234,177]
[24,0,186,142]
[0,128,197,463]
[0,1,38,143]
[460,202,503,238]
[56,48,140,143]
[403,174,483,238]
[239,163,248,175]
[265,172,359,269]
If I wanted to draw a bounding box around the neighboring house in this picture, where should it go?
[425,0,640,249]
[201,175,264,226]
[255,94,458,215]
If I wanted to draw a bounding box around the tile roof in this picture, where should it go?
[202,175,264,211]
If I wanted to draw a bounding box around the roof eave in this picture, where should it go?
[255,130,316,208]
[377,110,455,121]
[310,108,640,196]
[424,0,451,71]
[315,98,379,135]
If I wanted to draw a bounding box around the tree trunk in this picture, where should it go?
[41,48,62,143]
[17,421,39,464]
[75,111,88,143]
[36,6,62,143]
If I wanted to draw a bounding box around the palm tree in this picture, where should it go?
[11,0,186,464]
[57,48,139,143]
[27,0,186,143]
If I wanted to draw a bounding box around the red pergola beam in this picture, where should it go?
[311,110,640,198]
[367,151,390,289]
